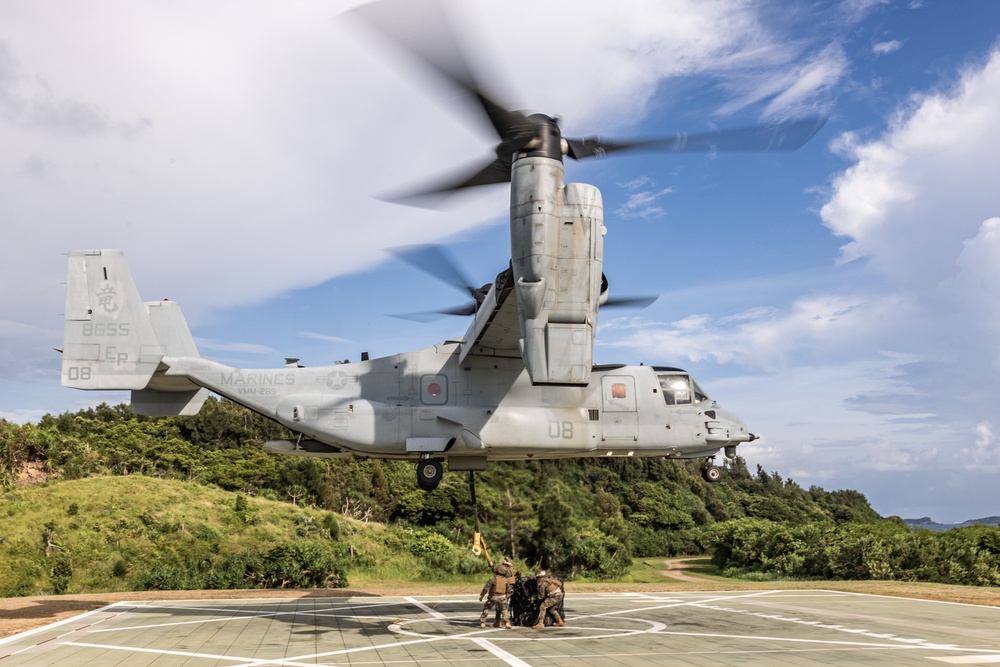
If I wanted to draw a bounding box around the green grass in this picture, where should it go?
[0,475,481,597]
[683,557,724,578]
[616,558,674,584]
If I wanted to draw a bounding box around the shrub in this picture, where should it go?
[405,531,454,558]
[137,564,196,591]
[51,559,73,594]
[322,513,340,541]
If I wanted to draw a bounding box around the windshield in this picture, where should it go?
[657,373,709,405]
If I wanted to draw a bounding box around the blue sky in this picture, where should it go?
[2,0,999,522]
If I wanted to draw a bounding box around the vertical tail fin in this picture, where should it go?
[132,299,209,416]
[146,299,200,359]
[62,250,163,390]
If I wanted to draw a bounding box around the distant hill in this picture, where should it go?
[903,516,1000,531]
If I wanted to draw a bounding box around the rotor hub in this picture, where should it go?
[516,114,563,162]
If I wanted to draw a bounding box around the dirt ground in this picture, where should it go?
[4,564,1000,640]
[661,557,707,583]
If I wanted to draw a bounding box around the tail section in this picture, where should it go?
[146,299,200,358]
[133,299,209,416]
[61,249,209,416]
[62,250,163,390]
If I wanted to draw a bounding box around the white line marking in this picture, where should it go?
[0,602,127,646]
[575,589,779,621]
[85,608,293,632]
[22,591,998,667]
[0,600,146,661]
[836,589,1000,610]
[85,604,388,633]
[472,638,535,667]
[930,657,1000,664]
[656,629,948,649]
[404,596,448,619]
[226,627,506,667]
[693,601,968,650]
[390,614,666,642]
[61,641,271,665]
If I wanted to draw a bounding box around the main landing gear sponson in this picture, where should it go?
[416,458,444,491]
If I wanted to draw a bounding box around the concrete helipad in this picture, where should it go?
[2,590,999,665]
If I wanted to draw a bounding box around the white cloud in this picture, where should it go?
[821,49,1000,283]
[873,40,903,56]
[1,0,851,400]
[762,44,849,117]
[602,47,1000,510]
[615,185,676,219]
[716,42,848,118]
[300,331,353,344]
[962,420,999,470]
[604,292,915,370]
[814,50,1000,443]
[949,217,1000,345]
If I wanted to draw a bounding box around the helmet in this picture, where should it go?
[535,569,547,578]
[502,557,512,565]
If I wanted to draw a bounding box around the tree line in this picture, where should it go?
[2,397,997,586]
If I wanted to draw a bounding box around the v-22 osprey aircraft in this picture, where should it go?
[59,1,824,491]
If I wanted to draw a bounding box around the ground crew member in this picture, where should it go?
[484,556,516,627]
[532,570,565,629]
[479,574,512,629]
[496,565,519,626]
[488,556,514,578]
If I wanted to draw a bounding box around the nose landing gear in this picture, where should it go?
[702,458,722,483]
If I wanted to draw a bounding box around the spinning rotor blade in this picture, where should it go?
[603,295,659,309]
[389,244,476,296]
[348,0,540,204]
[390,302,477,322]
[349,0,828,203]
[599,274,658,310]
[564,117,827,160]
[387,157,512,205]
[389,244,486,319]
[397,116,827,203]
[348,0,533,149]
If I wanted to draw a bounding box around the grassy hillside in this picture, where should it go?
[0,476,485,597]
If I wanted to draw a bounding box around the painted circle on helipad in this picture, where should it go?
[389,615,665,642]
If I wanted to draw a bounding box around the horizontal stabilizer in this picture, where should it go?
[131,388,210,416]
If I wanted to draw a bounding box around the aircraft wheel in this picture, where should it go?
[702,465,722,483]
[416,459,444,491]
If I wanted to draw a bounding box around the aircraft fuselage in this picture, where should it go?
[159,342,752,464]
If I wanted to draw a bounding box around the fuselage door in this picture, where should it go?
[601,375,637,441]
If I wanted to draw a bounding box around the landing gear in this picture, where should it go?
[416,458,443,491]
[701,462,722,483]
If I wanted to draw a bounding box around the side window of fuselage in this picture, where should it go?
[421,374,448,405]
[658,374,692,406]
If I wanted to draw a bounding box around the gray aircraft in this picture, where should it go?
[59,2,824,491]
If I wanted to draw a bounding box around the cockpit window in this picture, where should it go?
[692,379,709,403]
[657,373,709,405]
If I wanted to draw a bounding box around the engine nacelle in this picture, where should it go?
[510,156,604,385]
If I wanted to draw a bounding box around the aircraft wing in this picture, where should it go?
[458,267,523,364]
